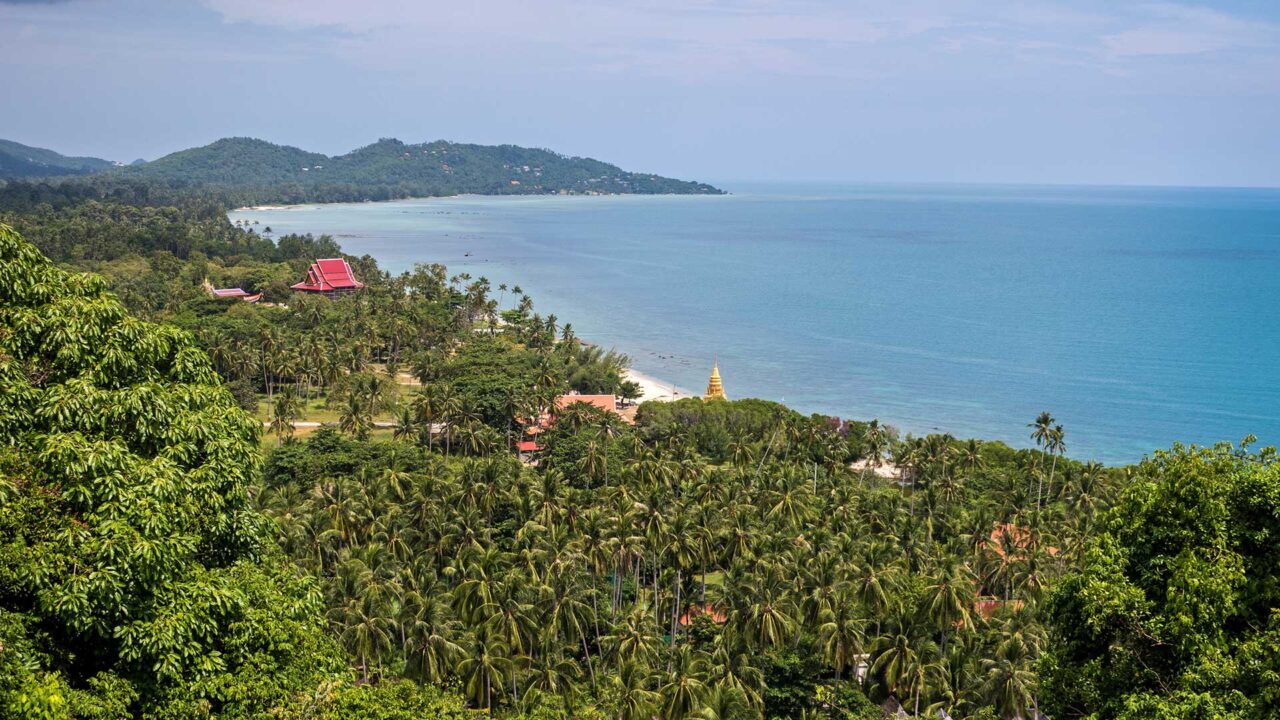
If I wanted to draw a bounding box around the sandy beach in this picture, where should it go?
[233,204,301,212]
[624,368,692,403]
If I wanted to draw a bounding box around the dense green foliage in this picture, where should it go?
[1042,442,1280,719]
[0,223,339,717]
[0,139,115,179]
[254,378,1122,720]
[0,223,579,719]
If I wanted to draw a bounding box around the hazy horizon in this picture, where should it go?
[3,0,1278,187]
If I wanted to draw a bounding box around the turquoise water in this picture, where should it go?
[230,183,1280,464]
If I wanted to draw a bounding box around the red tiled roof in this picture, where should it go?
[517,440,544,453]
[554,394,618,413]
[291,258,365,292]
[973,598,1024,619]
[986,523,1059,559]
[212,288,263,303]
[678,604,727,626]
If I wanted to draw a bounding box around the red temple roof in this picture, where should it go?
[291,258,365,293]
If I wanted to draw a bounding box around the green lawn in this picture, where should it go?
[255,394,365,424]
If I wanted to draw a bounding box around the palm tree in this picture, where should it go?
[612,659,658,720]
[1045,423,1066,506]
[658,646,709,720]
[817,590,865,683]
[872,632,942,716]
[706,635,764,710]
[922,560,973,654]
[980,631,1038,720]
[456,628,513,710]
[1028,412,1057,508]
[697,685,750,720]
[269,389,301,445]
[337,597,393,682]
[392,405,418,442]
[339,391,373,440]
[863,419,889,468]
[738,565,795,649]
[402,587,462,684]
[870,631,918,702]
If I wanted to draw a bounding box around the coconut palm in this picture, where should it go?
[818,590,865,683]
[658,646,709,720]
[269,389,301,445]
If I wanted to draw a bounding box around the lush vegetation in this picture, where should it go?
[0,139,115,179]
[256,399,1112,719]
[0,136,723,208]
[3,184,1280,720]
[1041,441,1280,719]
[0,224,479,719]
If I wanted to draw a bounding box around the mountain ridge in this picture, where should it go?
[0,138,116,178]
[114,136,723,197]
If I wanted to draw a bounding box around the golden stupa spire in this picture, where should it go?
[704,358,726,400]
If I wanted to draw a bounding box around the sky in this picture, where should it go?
[2,0,1278,186]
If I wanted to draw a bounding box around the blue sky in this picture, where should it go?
[2,0,1278,186]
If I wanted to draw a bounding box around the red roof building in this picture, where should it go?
[554,394,620,413]
[209,287,262,303]
[985,522,1059,560]
[678,604,727,626]
[973,598,1025,620]
[291,258,365,296]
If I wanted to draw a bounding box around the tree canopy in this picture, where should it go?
[1042,441,1280,720]
[0,224,482,719]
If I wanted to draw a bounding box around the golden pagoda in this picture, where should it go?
[703,361,726,400]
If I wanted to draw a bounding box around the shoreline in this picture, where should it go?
[229,192,730,214]
[623,368,693,403]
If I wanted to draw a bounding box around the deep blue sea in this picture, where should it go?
[230,182,1280,464]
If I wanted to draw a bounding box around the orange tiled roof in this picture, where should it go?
[986,523,1058,559]
[678,604,727,626]
[554,394,618,413]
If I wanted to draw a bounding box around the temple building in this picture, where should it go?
[202,279,261,303]
[704,361,726,400]
[291,258,365,297]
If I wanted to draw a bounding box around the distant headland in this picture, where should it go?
[0,136,724,207]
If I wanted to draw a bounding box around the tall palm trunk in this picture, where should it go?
[670,569,682,646]
[1046,453,1059,508]
[581,634,597,690]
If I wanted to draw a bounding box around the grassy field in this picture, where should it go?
[260,424,396,450]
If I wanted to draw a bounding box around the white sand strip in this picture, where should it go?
[624,368,693,402]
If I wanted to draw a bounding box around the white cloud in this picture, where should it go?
[194,0,1280,93]
[1102,3,1279,58]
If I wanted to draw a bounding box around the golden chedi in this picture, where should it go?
[704,361,726,400]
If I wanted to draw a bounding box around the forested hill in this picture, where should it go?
[111,136,723,202]
[0,138,116,178]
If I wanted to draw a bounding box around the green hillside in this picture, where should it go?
[116,136,722,202]
[119,136,328,186]
[0,138,115,178]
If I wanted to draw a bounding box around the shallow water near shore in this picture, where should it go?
[230,182,1280,464]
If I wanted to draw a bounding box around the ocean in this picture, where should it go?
[229,182,1280,464]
